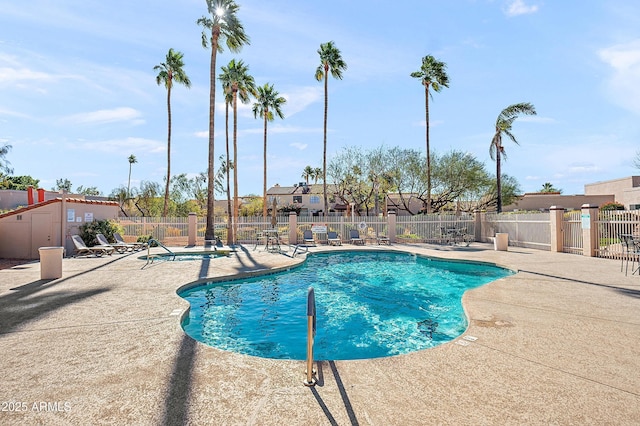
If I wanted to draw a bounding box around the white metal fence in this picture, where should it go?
[113,209,640,260]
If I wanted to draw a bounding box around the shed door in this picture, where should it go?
[31,213,52,258]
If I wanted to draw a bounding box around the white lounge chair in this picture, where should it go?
[96,233,130,253]
[71,235,113,257]
[113,232,146,251]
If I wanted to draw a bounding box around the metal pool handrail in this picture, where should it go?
[304,287,317,386]
[145,238,176,266]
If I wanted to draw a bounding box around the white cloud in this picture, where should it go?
[77,137,164,154]
[598,39,640,115]
[63,107,144,125]
[281,86,323,117]
[504,0,539,17]
[290,142,308,150]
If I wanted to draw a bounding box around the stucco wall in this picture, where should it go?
[0,199,119,259]
[504,194,614,212]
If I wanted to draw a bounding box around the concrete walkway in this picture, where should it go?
[0,243,638,425]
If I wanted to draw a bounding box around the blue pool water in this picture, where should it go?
[179,251,512,360]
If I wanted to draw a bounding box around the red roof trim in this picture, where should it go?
[0,197,118,220]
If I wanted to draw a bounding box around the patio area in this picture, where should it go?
[0,243,638,425]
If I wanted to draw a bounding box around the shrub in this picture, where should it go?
[79,219,123,246]
[601,202,625,211]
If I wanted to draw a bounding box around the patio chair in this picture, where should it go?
[71,235,113,257]
[376,235,390,245]
[349,229,365,245]
[95,233,127,254]
[327,231,342,246]
[114,232,147,251]
[303,230,316,246]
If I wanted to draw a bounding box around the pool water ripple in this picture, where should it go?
[179,251,512,360]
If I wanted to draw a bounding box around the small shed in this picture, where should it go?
[0,195,119,259]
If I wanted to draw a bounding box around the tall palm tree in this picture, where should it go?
[127,154,137,200]
[315,41,347,218]
[410,55,449,213]
[219,59,255,244]
[490,102,537,213]
[252,83,286,218]
[154,48,191,217]
[301,165,314,184]
[197,0,249,241]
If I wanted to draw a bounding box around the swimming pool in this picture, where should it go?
[179,251,512,360]
[141,250,232,262]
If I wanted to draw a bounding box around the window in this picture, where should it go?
[293,196,302,203]
[310,195,320,204]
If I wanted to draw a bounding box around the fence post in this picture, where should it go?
[581,204,599,257]
[289,212,298,244]
[388,211,396,243]
[188,213,197,246]
[549,206,564,252]
[474,210,482,243]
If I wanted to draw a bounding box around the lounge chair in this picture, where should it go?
[96,233,127,254]
[303,230,316,246]
[327,231,342,246]
[349,229,365,245]
[71,234,113,257]
[376,235,390,245]
[114,232,147,251]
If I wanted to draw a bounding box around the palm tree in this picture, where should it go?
[312,167,322,184]
[0,143,13,175]
[252,83,286,218]
[301,166,314,184]
[219,59,256,244]
[410,55,449,214]
[540,182,561,193]
[315,41,347,218]
[154,48,191,217]
[490,102,537,213]
[197,0,249,241]
[127,154,137,200]
[221,81,234,243]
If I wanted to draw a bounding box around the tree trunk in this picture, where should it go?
[225,102,233,245]
[323,64,329,218]
[232,90,239,246]
[205,29,220,241]
[163,83,172,217]
[496,150,503,213]
[262,112,268,218]
[425,84,432,214]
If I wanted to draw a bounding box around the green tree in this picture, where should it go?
[312,167,322,184]
[154,48,192,217]
[539,182,562,193]
[252,83,286,218]
[0,143,13,174]
[197,0,249,241]
[0,175,39,190]
[410,55,449,214]
[490,102,537,212]
[219,59,255,244]
[76,185,102,196]
[301,165,314,184]
[53,178,72,192]
[127,154,137,200]
[315,41,347,217]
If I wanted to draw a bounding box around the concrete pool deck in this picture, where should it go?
[0,243,638,425]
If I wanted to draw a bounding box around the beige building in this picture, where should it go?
[0,196,119,259]
[585,176,640,209]
[503,192,614,212]
[267,183,327,215]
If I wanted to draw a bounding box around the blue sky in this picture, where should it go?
[1,0,639,197]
